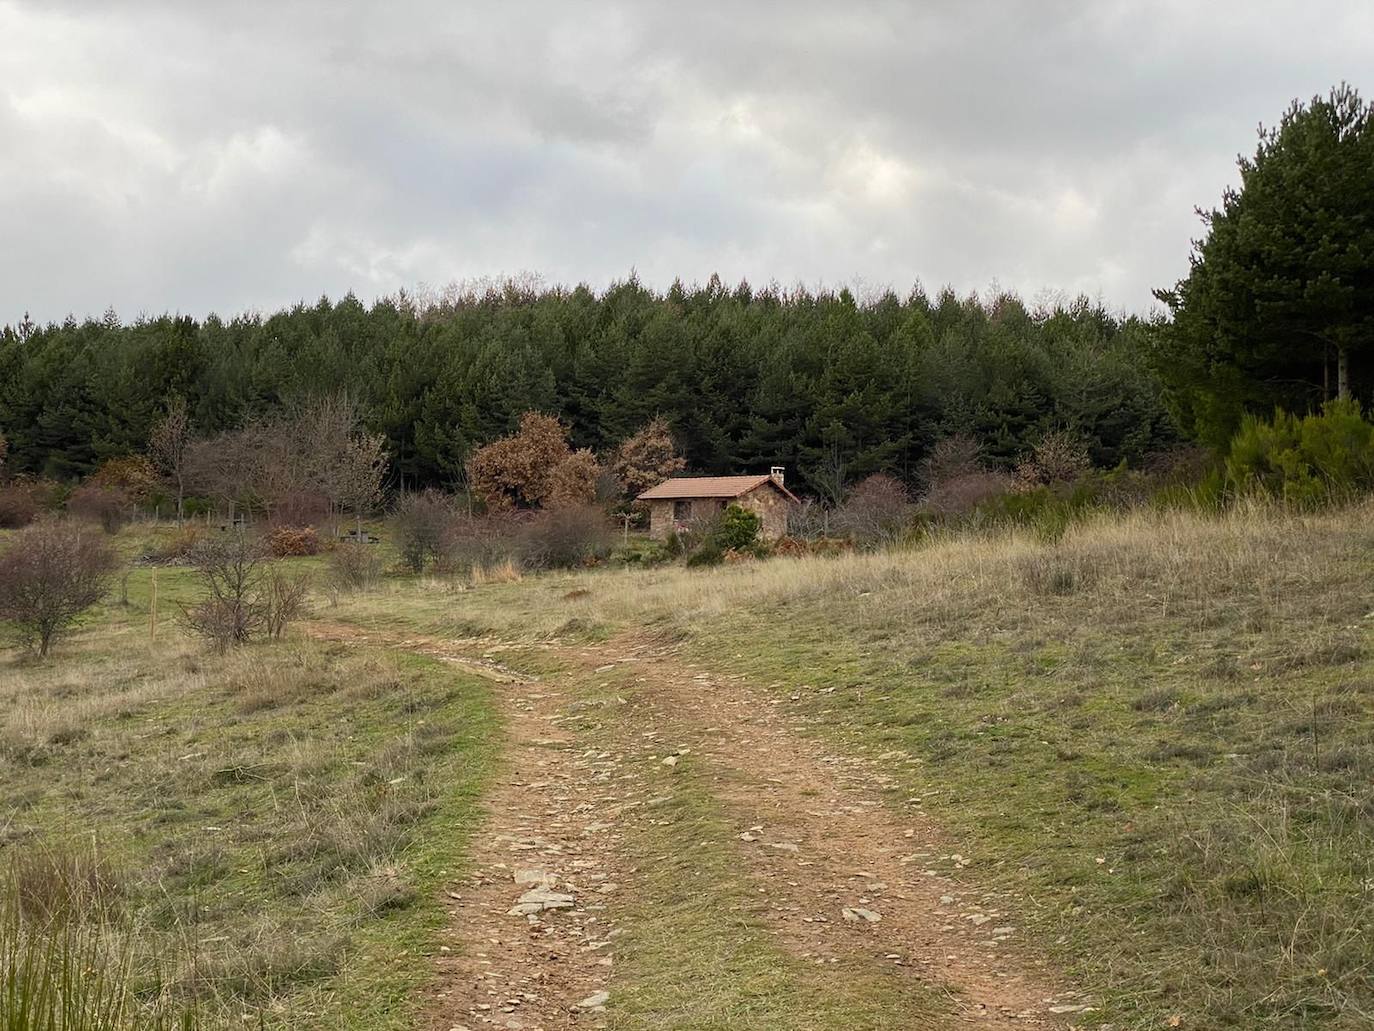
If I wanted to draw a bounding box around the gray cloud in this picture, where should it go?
[1,0,1369,323]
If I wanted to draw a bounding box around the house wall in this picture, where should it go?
[647,498,725,539]
[647,499,675,539]
[737,485,790,540]
[646,487,791,542]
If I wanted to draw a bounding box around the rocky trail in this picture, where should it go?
[307,621,1088,1030]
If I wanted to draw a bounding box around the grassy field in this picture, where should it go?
[4,503,1373,1028]
[326,501,1374,1029]
[0,553,499,1029]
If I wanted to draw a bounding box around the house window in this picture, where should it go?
[673,500,692,522]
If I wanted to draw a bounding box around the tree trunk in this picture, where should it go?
[1338,346,1350,400]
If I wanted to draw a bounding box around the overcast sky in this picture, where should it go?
[1,1,1369,324]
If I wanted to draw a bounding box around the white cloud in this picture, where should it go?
[0,0,1370,322]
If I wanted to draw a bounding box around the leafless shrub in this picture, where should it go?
[328,541,383,594]
[1013,430,1091,492]
[0,482,40,528]
[834,474,914,546]
[393,490,457,573]
[679,508,725,552]
[786,498,833,540]
[181,532,266,652]
[436,513,522,575]
[923,470,1012,517]
[519,505,614,570]
[67,484,133,534]
[0,520,119,657]
[921,433,984,487]
[262,570,311,639]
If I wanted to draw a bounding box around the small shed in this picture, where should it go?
[637,468,799,541]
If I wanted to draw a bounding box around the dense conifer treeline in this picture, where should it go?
[0,277,1176,497]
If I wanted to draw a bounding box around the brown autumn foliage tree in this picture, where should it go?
[89,455,159,504]
[148,395,191,521]
[0,431,8,480]
[610,416,686,498]
[545,448,600,508]
[0,520,119,657]
[468,412,597,509]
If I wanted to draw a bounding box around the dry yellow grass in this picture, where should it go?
[351,500,1369,648]
[329,498,1374,1029]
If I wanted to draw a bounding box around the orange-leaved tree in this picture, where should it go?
[610,416,686,499]
[468,412,599,509]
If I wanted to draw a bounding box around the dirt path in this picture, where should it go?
[311,623,629,1031]
[308,621,1087,1029]
[569,637,1084,1028]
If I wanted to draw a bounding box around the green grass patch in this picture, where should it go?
[1,593,499,1029]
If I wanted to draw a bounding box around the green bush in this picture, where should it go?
[664,530,683,558]
[975,481,1101,541]
[678,505,761,566]
[614,537,672,566]
[1151,466,1228,513]
[684,539,723,567]
[1226,399,1374,507]
[715,505,761,551]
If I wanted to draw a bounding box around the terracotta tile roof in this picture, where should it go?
[637,475,799,503]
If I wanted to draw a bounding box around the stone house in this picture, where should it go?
[637,467,799,541]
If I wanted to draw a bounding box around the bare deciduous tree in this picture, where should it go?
[185,394,388,535]
[0,520,119,657]
[336,429,388,537]
[834,474,914,547]
[180,533,310,650]
[148,396,191,522]
[187,431,257,525]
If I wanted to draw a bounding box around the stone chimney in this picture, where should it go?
[770,465,785,486]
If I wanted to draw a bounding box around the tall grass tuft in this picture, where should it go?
[1,855,195,1031]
